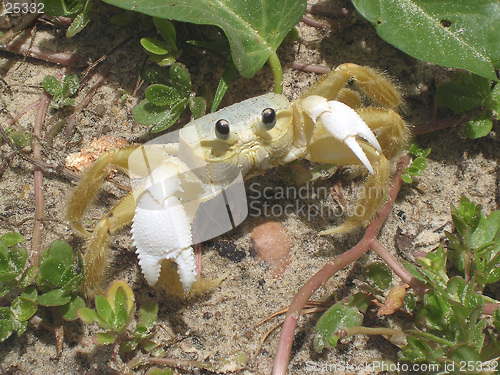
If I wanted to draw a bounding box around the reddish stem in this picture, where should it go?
[62,62,113,137]
[371,239,428,295]
[301,15,330,29]
[290,63,330,74]
[1,38,86,67]
[271,154,410,375]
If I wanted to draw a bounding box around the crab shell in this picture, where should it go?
[66,63,409,296]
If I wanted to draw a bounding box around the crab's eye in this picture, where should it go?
[261,108,276,130]
[215,119,230,140]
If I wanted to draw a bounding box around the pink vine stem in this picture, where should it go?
[272,154,410,375]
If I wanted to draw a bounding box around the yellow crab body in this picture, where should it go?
[67,63,409,296]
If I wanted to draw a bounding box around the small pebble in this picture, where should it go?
[213,240,246,262]
[250,221,291,278]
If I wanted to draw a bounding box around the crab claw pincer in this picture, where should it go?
[301,95,382,174]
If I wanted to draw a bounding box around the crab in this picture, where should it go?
[67,63,409,297]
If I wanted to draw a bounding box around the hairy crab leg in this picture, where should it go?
[304,63,402,109]
[81,193,137,297]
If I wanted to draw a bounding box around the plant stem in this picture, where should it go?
[1,38,86,67]
[291,62,330,74]
[371,239,428,295]
[145,357,213,370]
[62,62,113,137]
[342,326,403,337]
[271,154,410,375]
[267,52,283,94]
[0,13,40,45]
[405,329,455,348]
[301,15,329,29]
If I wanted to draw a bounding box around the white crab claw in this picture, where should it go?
[301,95,381,174]
[132,172,196,291]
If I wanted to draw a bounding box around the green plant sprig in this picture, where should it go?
[311,196,500,369]
[402,143,431,184]
[42,73,79,109]
[77,280,167,372]
[0,235,84,342]
[132,63,206,133]
[437,73,499,139]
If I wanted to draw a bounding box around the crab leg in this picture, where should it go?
[81,192,137,297]
[303,63,402,109]
[301,95,382,174]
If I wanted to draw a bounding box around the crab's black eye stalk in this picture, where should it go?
[261,108,277,130]
[215,119,230,140]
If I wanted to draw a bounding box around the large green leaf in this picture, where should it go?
[102,0,306,78]
[351,0,500,80]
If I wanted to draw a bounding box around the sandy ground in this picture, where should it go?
[0,0,498,374]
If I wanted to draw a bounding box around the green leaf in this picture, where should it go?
[0,282,12,296]
[40,0,85,17]
[190,96,206,120]
[423,290,451,331]
[37,289,71,306]
[9,131,32,149]
[21,286,37,302]
[61,295,85,321]
[145,84,181,106]
[351,0,500,80]
[66,0,92,37]
[411,157,427,173]
[0,232,25,247]
[8,246,27,273]
[493,307,500,330]
[120,338,139,352]
[0,307,15,342]
[169,63,191,98]
[146,368,174,375]
[465,113,494,139]
[102,0,306,79]
[211,61,238,112]
[452,196,482,236]
[94,331,117,345]
[437,74,492,112]
[141,38,173,55]
[39,258,67,288]
[398,335,432,362]
[137,300,158,333]
[42,75,62,97]
[11,296,38,322]
[363,262,392,290]
[47,240,75,267]
[142,339,160,353]
[62,74,79,98]
[313,293,368,352]
[148,54,177,67]
[153,18,176,48]
[113,287,131,332]
[449,344,481,363]
[446,276,466,302]
[62,273,83,291]
[77,307,100,325]
[490,83,500,118]
[95,295,114,326]
[401,173,413,184]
